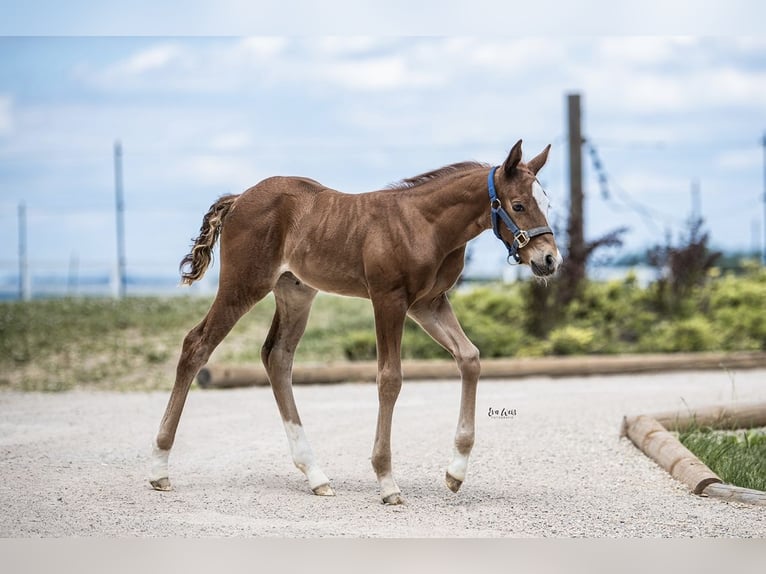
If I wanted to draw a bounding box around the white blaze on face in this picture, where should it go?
[532,179,563,265]
[532,179,551,223]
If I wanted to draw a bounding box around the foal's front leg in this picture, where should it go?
[370,296,408,505]
[409,294,480,493]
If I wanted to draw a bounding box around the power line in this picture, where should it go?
[584,138,685,236]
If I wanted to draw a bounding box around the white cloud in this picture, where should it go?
[209,131,252,151]
[701,68,766,106]
[324,55,443,91]
[115,43,186,75]
[237,36,288,59]
[715,147,763,170]
[316,36,385,56]
[611,171,690,197]
[179,155,265,189]
[596,37,695,67]
[5,36,766,266]
[464,38,568,72]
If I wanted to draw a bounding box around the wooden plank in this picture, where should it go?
[623,415,722,494]
[196,364,270,388]
[196,351,766,388]
[702,483,766,506]
[651,402,766,432]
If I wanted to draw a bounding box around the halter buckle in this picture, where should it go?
[514,231,530,249]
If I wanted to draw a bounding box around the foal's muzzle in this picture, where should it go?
[530,251,561,277]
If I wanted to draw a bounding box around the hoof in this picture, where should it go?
[382,492,405,505]
[150,477,172,491]
[445,472,463,493]
[312,483,336,497]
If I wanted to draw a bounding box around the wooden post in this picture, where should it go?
[623,414,722,494]
[701,483,766,506]
[623,401,766,505]
[559,92,586,306]
[18,202,31,301]
[114,140,127,299]
[197,352,766,389]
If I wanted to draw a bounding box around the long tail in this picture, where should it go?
[179,194,239,285]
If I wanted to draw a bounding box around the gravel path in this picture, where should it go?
[1,369,765,537]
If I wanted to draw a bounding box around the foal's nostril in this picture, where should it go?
[545,253,555,269]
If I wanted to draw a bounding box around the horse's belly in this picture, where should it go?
[283,261,370,299]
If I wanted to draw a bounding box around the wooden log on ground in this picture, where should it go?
[623,414,722,494]
[701,483,766,506]
[651,402,766,432]
[196,351,766,389]
[196,364,270,388]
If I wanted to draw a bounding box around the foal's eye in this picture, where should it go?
[512,203,525,212]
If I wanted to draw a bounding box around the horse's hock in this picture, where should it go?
[621,401,766,506]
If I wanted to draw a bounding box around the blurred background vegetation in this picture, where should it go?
[2,255,764,392]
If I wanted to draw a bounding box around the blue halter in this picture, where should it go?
[487,166,554,263]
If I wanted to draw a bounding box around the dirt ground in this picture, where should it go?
[1,369,765,537]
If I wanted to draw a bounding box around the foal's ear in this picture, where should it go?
[502,139,523,178]
[527,144,552,175]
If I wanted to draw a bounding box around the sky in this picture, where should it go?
[1,31,765,284]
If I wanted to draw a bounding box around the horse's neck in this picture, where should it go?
[407,170,491,251]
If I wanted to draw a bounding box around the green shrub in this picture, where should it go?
[708,272,766,350]
[3,266,766,391]
[341,330,378,361]
[450,286,528,357]
[402,319,451,360]
[548,325,597,355]
[639,316,719,353]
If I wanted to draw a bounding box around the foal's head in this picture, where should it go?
[492,140,562,277]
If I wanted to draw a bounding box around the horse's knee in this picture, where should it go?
[457,344,481,381]
[376,365,402,401]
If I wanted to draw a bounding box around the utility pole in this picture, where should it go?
[762,132,766,266]
[114,140,127,298]
[691,179,701,222]
[18,202,30,301]
[68,251,79,296]
[560,92,586,305]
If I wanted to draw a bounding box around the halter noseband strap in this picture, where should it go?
[487,166,553,263]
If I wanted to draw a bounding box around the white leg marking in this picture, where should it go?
[378,474,401,501]
[284,422,330,490]
[150,439,170,481]
[447,449,470,482]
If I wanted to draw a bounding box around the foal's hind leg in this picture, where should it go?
[370,294,408,505]
[409,294,480,493]
[150,288,265,491]
[261,273,333,496]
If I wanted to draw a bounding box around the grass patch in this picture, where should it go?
[0,294,377,392]
[1,267,765,392]
[679,427,766,492]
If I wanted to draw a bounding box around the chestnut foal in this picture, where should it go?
[150,140,561,504]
